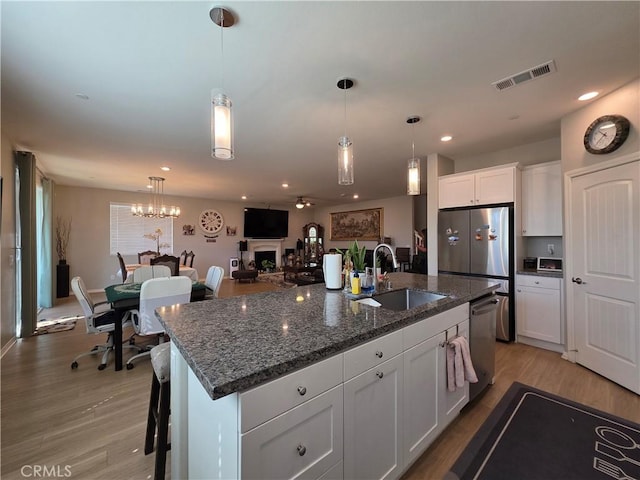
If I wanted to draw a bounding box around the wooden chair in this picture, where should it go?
[395,247,411,271]
[117,252,128,283]
[138,250,159,265]
[150,254,180,276]
[185,251,195,268]
[179,250,188,265]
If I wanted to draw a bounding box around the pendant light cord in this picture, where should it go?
[343,83,347,137]
[220,10,225,88]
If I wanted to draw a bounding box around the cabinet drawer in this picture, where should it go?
[516,275,560,289]
[240,353,343,432]
[403,303,469,350]
[344,329,403,381]
[241,385,343,480]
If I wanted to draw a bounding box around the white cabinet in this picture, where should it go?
[516,275,562,346]
[521,161,562,236]
[402,318,469,467]
[241,385,344,480]
[439,165,517,209]
[344,354,404,480]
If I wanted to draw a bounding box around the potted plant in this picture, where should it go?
[261,259,276,272]
[337,240,366,272]
[55,216,71,298]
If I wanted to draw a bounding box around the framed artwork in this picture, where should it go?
[330,207,383,241]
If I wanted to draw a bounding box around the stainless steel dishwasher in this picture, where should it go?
[469,294,499,401]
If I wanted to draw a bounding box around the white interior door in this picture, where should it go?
[570,159,640,394]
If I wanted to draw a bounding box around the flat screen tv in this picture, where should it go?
[243,208,289,238]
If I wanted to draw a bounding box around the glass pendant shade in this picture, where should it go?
[211,91,234,160]
[407,157,420,195]
[338,136,354,185]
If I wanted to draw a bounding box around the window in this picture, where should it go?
[110,203,174,255]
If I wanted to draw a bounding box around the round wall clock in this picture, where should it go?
[199,209,224,234]
[583,114,630,155]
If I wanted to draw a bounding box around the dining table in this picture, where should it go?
[104,280,207,371]
[117,263,199,283]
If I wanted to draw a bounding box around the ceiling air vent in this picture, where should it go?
[492,60,557,91]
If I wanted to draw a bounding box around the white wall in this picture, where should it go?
[453,137,561,173]
[561,78,640,173]
[313,195,414,254]
[54,185,315,290]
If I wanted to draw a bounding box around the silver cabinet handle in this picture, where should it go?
[534,281,540,284]
[375,351,383,358]
[572,277,584,285]
[297,386,307,396]
[376,371,384,379]
[297,444,306,456]
[516,289,521,292]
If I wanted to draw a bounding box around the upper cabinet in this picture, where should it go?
[521,161,562,236]
[439,165,517,209]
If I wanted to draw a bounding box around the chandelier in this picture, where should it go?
[131,176,181,218]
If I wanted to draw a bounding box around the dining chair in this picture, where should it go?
[179,250,188,266]
[185,251,195,268]
[395,247,411,271]
[204,265,224,298]
[139,250,159,265]
[132,265,172,283]
[125,276,192,369]
[150,254,180,276]
[117,252,128,283]
[70,276,139,370]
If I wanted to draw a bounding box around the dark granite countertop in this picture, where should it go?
[157,272,498,400]
[517,269,563,278]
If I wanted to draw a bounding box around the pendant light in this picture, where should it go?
[295,197,305,209]
[337,78,354,185]
[210,7,235,160]
[406,116,421,195]
[131,176,181,218]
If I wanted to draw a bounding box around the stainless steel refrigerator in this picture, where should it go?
[438,205,514,341]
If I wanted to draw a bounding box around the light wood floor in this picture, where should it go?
[2,279,639,480]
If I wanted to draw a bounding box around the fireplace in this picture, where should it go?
[248,239,283,268]
[255,251,276,269]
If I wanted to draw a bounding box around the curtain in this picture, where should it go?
[37,177,53,308]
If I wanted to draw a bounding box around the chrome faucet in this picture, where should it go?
[372,243,398,292]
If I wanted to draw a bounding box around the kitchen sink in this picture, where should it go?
[372,288,447,311]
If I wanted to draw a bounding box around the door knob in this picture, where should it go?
[572,277,584,284]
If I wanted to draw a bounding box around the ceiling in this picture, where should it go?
[2,1,639,208]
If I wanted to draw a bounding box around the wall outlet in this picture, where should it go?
[547,244,555,255]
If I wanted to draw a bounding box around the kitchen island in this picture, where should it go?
[158,272,498,480]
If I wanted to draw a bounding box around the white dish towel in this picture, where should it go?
[446,336,478,392]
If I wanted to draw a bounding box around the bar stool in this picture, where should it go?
[145,342,171,480]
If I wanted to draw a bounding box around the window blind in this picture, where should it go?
[110,203,174,255]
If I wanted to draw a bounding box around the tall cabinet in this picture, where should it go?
[303,223,324,265]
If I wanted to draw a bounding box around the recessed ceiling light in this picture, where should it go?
[241,195,247,200]
[578,91,599,101]
[440,135,453,142]
[74,93,89,100]
[282,183,289,188]
[160,166,171,171]
[353,194,359,199]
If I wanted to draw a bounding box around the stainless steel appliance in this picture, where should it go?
[469,294,499,401]
[438,205,515,341]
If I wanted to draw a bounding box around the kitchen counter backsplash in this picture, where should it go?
[157,272,498,400]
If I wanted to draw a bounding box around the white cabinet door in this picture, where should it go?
[516,278,561,343]
[475,167,515,205]
[403,331,445,466]
[344,354,403,480]
[439,167,516,208]
[439,321,470,426]
[241,385,343,480]
[438,174,475,208]
[522,161,562,236]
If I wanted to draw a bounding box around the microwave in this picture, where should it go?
[537,257,562,272]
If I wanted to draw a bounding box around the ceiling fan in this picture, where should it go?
[294,196,315,209]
